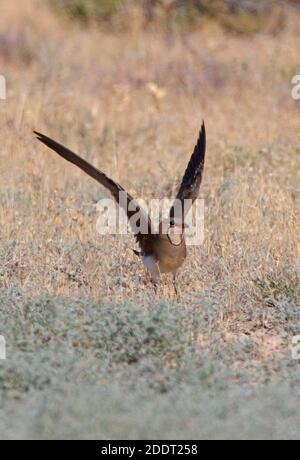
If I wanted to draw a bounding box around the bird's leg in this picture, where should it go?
[152,279,158,294]
[172,272,178,297]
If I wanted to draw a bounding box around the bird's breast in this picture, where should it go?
[154,237,187,273]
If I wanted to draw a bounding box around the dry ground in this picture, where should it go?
[0,0,300,439]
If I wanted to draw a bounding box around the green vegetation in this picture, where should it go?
[51,0,121,23]
[0,289,299,439]
[51,0,288,34]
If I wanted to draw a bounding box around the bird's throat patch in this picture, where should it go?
[167,229,183,246]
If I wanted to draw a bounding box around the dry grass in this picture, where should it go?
[0,0,300,439]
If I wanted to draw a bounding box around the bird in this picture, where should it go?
[34,121,206,293]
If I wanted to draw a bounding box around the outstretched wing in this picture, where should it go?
[170,121,206,221]
[34,131,152,250]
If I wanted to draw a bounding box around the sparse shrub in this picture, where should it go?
[0,293,200,398]
[51,0,121,23]
[254,271,300,334]
[254,271,300,306]
[50,0,289,34]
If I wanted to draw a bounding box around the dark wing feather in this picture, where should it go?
[34,131,152,249]
[170,121,206,220]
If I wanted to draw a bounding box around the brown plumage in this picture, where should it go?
[170,121,206,221]
[33,131,152,250]
[34,121,206,289]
